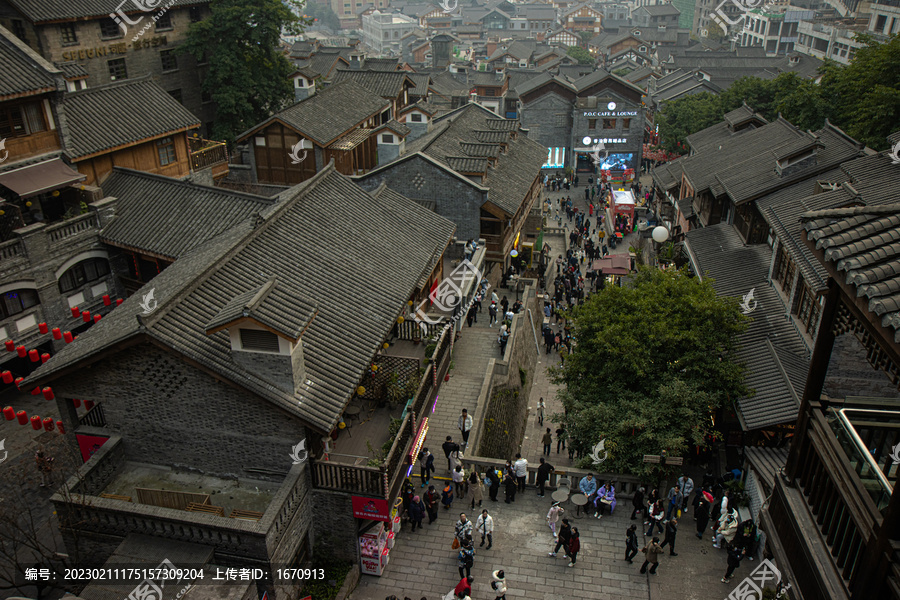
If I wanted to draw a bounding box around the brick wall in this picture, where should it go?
[354,155,485,242]
[519,93,573,155]
[50,342,311,481]
[824,333,900,399]
[310,489,359,563]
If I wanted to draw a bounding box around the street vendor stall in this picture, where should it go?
[612,190,636,235]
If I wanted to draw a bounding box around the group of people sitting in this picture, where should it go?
[578,473,618,517]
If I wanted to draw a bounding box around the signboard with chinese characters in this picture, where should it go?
[60,36,168,61]
[583,110,639,117]
[351,495,391,522]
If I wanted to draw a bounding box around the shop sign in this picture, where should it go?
[352,496,391,522]
[583,110,639,117]
[60,36,168,61]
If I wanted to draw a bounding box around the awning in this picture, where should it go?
[327,129,373,151]
[591,255,631,275]
[0,159,86,199]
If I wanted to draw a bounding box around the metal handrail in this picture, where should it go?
[831,408,894,493]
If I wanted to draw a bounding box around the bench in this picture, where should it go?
[229,509,264,521]
[99,493,132,502]
[186,502,225,517]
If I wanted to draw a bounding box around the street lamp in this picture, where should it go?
[651,226,669,243]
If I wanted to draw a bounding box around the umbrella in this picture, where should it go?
[615,232,623,238]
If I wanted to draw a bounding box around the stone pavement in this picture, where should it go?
[350,485,754,600]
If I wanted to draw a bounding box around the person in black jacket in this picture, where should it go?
[536,457,554,497]
[409,495,425,531]
[722,543,746,582]
[442,436,460,472]
[625,524,639,563]
[549,519,572,558]
[696,491,712,538]
[659,518,678,556]
[487,467,501,502]
[631,486,645,520]
[503,471,517,503]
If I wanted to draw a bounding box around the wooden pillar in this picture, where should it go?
[785,278,841,481]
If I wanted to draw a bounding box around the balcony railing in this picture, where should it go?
[45,212,98,244]
[190,141,228,171]
[79,402,107,428]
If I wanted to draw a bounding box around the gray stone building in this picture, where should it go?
[0,0,217,136]
[516,69,646,174]
[23,163,456,598]
[632,3,681,28]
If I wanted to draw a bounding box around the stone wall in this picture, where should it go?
[310,489,359,564]
[824,333,900,399]
[475,282,540,459]
[519,92,573,153]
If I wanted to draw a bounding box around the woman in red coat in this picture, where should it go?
[567,528,581,567]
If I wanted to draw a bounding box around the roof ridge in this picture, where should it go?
[64,72,153,96]
[105,167,274,203]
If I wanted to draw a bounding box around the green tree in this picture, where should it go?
[551,267,749,479]
[179,0,310,145]
[567,46,595,65]
[580,31,594,47]
[655,92,724,153]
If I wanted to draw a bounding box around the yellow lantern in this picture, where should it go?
[407,300,413,306]
[338,420,346,429]
[52,190,60,197]
[383,342,390,349]
[80,185,86,190]
[357,386,366,396]
[25,201,33,207]
[397,316,404,324]
[0,210,4,216]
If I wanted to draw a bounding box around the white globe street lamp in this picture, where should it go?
[652,226,669,243]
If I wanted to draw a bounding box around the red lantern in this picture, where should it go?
[94,314,101,323]
[16,410,27,425]
[103,294,111,306]
[28,349,39,362]
[41,353,50,364]
[3,406,14,420]
[72,398,81,408]
[42,417,54,432]
[56,420,65,434]
[4,340,14,352]
[1,371,12,384]
[30,415,42,430]
[116,298,123,306]
[31,386,40,395]
[63,331,73,343]
[71,306,80,318]
[38,322,48,334]
[42,387,54,400]
[82,310,91,322]
[52,327,62,340]
[16,345,26,358]
[14,377,23,389]
[84,400,95,410]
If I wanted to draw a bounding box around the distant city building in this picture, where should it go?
[362,10,418,54]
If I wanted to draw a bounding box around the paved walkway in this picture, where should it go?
[350,484,752,600]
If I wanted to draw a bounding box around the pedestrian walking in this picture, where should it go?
[453,575,474,599]
[489,302,498,326]
[499,324,510,356]
[536,457,553,497]
[503,471,517,503]
[665,484,683,521]
[646,500,665,536]
[453,466,466,498]
[458,409,473,450]
[476,509,493,549]
[537,398,545,425]
[660,518,678,556]
[639,537,663,575]
[469,471,484,509]
[556,425,566,453]
[443,436,460,472]
[513,453,528,492]
[567,528,580,567]
[442,483,455,510]
[547,502,564,537]
[409,495,425,531]
[35,447,53,487]
[418,448,435,488]
[466,304,477,327]
[425,485,440,523]
[625,524,639,563]
[722,543,747,582]
[631,486,646,520]
[678,474,694,512]
[549,518,571,557]
[457,539,475,579]
[487,466,501,502]
[455,513,473,543]
[491,569,507,600]
[696,489,713,538]
[541,428,552,457]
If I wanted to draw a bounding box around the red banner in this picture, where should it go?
[352,496,391,522]
[76,433,109,463]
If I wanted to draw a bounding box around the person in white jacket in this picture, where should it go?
[547,502,565,537]
[458,409,474,450]
[476,509,494,549]
[491,569,507,600]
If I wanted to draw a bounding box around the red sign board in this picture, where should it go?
[76,433,109,463]
[351,495,391,522]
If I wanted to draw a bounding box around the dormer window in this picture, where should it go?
[240,328,280,353]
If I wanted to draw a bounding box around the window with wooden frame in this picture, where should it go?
[156,136,176,166]
[794,281,822,334]
[60,23,78,45]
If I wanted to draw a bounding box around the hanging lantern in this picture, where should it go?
[1,371,12,384]
[40,353,50,364]
[16,410,27,425]
[14,377,23,389]
[25,201,32,208]
[52,328,61,340]
[4,340,14,352]
[357,386,366,396]
[338,418,346,429]
[3,406,14,420]
[82,310,91,322]
[407,300,413,306]
[30,415,42,430]
[31,386,41,395]
[52,190,60,197]
[84,400,95,410]
[63,331,73,343]
[116,298,123,305]
[56,420,65,434]
[103,294,111,306]
[383,342,390,349]
[72,398,81,408]
[397,316,404,324]
[71,307,80,318]
[43,417,55,431]
[16,345,26,358]
[94,314,101,323]
[42,387,54,400]
[28,349,39,362]
[38,322,48,334]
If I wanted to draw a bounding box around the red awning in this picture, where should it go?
[0,158,85,199]
[591,255,631,275]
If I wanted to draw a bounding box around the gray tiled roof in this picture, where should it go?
[446,156,489,172]
[685,105,767,153]
[204,277,317,342]
[4,0,209,22]
[364,57,400,71]
[55,61,88,80]
[802,199,900,344]
[99,168,275,259]
[376,119,412,137]
[332,69,415,100]
[686,223,809,430]
[639,3,680,15]
[58,77,200,160]
[238,80,388,147]
[405,72,432,97]
[0,24,60,100]
[298,51,349,79]
[28,164,456,433]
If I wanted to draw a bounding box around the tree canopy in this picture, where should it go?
[179,0,310,145]
[656,34,900,152]
[551,267,749,480]
[567,46,595,65]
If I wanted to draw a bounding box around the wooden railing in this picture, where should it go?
[190,141,229,171]
[396,319,446,340]
[46,212,98,243]
[311,461,383,496]
[79,402,107,428]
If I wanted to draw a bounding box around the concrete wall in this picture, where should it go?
[354,155,486,242]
